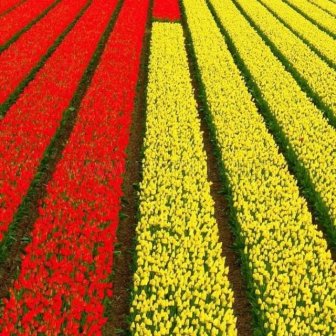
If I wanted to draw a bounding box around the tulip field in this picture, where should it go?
[0,0,336,335]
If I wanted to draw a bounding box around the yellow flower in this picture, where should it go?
[184,0,336,333]
[129,22,236,335]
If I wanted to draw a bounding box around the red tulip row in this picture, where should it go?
[0,0,149,333]
[0,0,23,15]
[0,0,118,240]
[0,0,57,46]
[153,0,180,21]
[0,0,89,104]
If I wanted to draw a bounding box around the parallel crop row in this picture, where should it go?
[258,0,336,66]
[0,0,23,15]
[0,0,89,106]
[183,0,336,334]
[0,0,56,46]
[0,0,149,333]
[210,0,336,242]
[130,22,236,336]
[283,0,336,35]
[308,0,336,17]
[233,0,336,123]
[0,0,118,240]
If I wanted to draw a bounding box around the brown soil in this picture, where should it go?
[199,114,253,336]
[102,5,153,336]
[103,3,254,335]
[178,2,253,334]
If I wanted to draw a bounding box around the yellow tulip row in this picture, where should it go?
[309,0,336,17]
[235,0,336,118]
[284,0,336,35]
[259,0,336,65]
[182,0,336,334]
[210,0,336,238]
[130,22,237,336]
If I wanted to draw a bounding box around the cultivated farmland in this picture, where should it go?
[0,0,336,335]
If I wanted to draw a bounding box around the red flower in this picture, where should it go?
[0,0,88,104]
[153,0,180,21]
[0,0,118,239]
[0,0,56,46]
[0,0,149,334]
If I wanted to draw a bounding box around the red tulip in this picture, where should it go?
[0,0,56,46]
[0,0,118,240]
[0,0,149,334]
[153,0,180,21]
[0,0,88,104]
